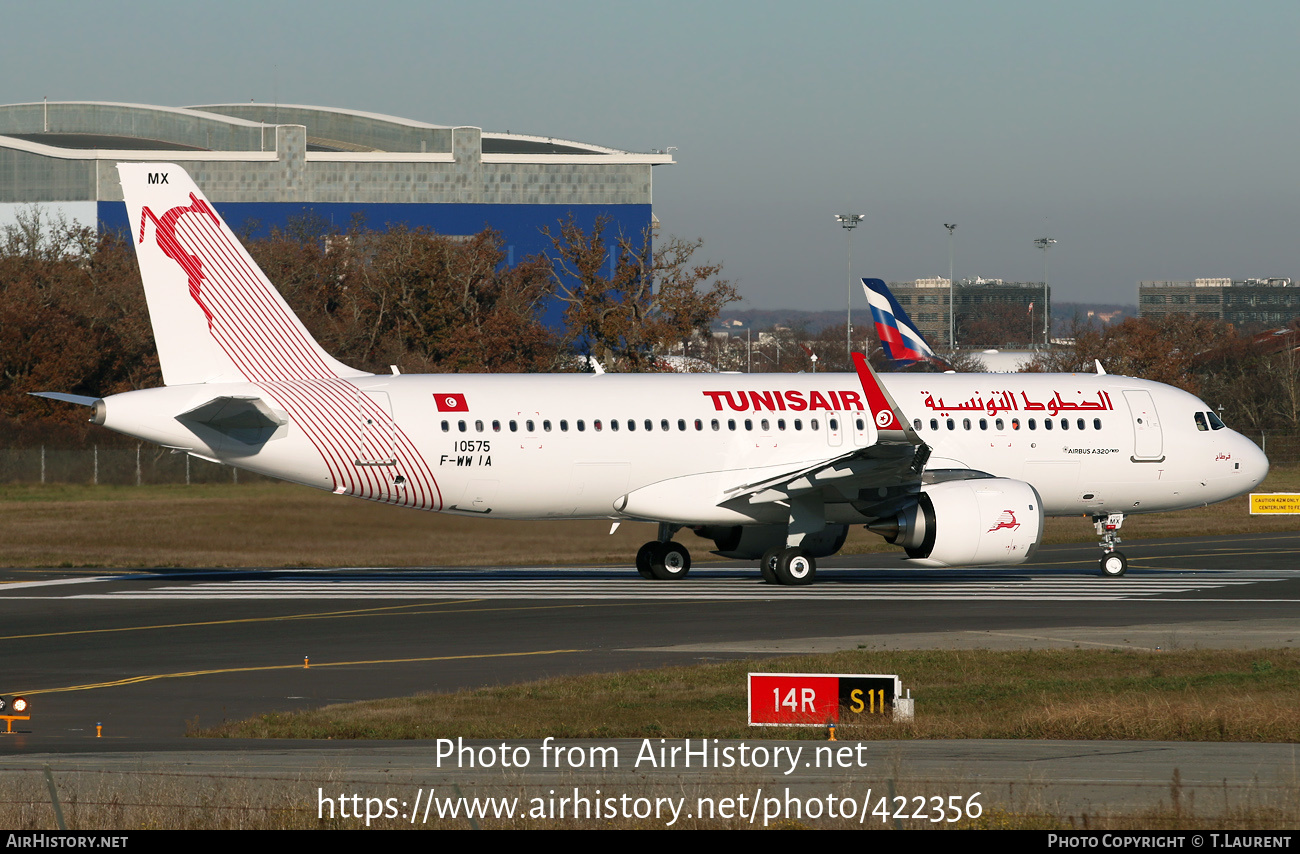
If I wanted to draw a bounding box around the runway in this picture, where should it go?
[0,531,1297,740]
[0,531,1297,820]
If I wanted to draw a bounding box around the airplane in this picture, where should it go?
[33,164,1270,585]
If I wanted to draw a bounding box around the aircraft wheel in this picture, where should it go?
[759,547,780,584]
[635,542,657,579]
[773,548,816,586]
[1100,551,1127,578]
[650,541,691,580]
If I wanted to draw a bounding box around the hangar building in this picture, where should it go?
[0,101,672,274]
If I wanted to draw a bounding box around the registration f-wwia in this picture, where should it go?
[35,164,1269,585]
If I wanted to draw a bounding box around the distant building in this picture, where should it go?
[887,277,1047,346]
[1138,278,1298,325]
[0,101,672,326]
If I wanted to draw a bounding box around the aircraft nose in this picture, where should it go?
[1240,433,1270,490]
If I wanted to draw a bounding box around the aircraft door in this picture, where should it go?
[355,390,397,466]
[826,412,843,447]
[1123,389,1164,461]
[850,413,871,447]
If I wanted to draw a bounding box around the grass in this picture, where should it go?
[0,464,1296,568]
[200,648,1300,743]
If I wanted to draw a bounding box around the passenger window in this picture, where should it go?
[594,420,603,431]
[744,419,753,431]
[778,419,786,430]
[1093,418,1101,430]
[1044,419,1053,431]
[930,419,939,431]
[1076,418,1084,430]
[441,420,449,432]
[811,419,820,430]
[711,419,720,431]
[727,419,736,431]
[794,419,803,430]
[677,419,685,431]
[694,419,702,431]
[543,420,552,432]
[1011,418,1020,430]
[660,419,668,431]
[611,420,620,432]
[526,420,535,432]
[560,420,569,432]
[625,420,633,431]
[510,420,518,432]
[963,418,971,430]
[458,420,467,432]
[1028,418,1037,430]
[475,420,484,432]
[829,418,839,430]
[761,419,770,431]
[1060,418,1069,431]
[913,418,922,431]
[858,418,867,430]
[946,418,954,430]
[995,418,1004,431]
[979,418,987,431]
[492,420,501,432]
[577,420,586,432]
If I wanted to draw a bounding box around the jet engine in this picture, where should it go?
[698,524,849,560]
[869,478,1043,567]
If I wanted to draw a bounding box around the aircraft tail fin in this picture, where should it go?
[118,163,368,386]
[860,278,949,368]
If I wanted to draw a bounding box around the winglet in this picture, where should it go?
[851,352,922,445]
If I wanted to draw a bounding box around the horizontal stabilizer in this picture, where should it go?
[176,395,287,446]
[29,391,100,407]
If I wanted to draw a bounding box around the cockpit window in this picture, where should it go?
[1194,412,1208,432]
[1207,411,1226,430]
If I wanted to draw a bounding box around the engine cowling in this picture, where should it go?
[698,524,849,560]
[872,478,1044,567]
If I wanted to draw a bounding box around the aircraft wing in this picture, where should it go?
[718,353,929,512]
[616,353,932,524]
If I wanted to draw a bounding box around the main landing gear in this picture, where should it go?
[760,547,816,586]
[1094,512,1127,577]
[636,523,691,580]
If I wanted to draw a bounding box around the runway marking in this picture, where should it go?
[0,600,487,641]
[12,648,583,696]
[54,573,1283,601]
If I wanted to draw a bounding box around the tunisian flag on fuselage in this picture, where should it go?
[434,393,469,412]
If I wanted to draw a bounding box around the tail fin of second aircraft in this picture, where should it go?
[860,277,947,367]
[118,163,369,386]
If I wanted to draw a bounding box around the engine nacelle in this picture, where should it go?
[698,524,849,560]
[874,478,1043,567]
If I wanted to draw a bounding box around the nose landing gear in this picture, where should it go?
[1094,512,1127,577]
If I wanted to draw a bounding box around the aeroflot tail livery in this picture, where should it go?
[35,164,1269,585]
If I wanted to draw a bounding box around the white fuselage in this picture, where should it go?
[98,369,1269,527]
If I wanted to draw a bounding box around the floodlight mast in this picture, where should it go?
[944,223,957,350]
[836,214,865,362]
[1034,237,1056,348]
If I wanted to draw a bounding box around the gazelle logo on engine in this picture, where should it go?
[987,510,1020,533]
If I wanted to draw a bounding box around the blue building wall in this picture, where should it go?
[98,201,652,330]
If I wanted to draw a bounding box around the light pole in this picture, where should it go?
[1034,237,1056,348]
[836,214,864,361]
[944,223,957,350]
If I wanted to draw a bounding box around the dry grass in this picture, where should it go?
[201,648,1300,743]
[1,464,1297,568]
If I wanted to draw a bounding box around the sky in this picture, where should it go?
[3,1,1297,310]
